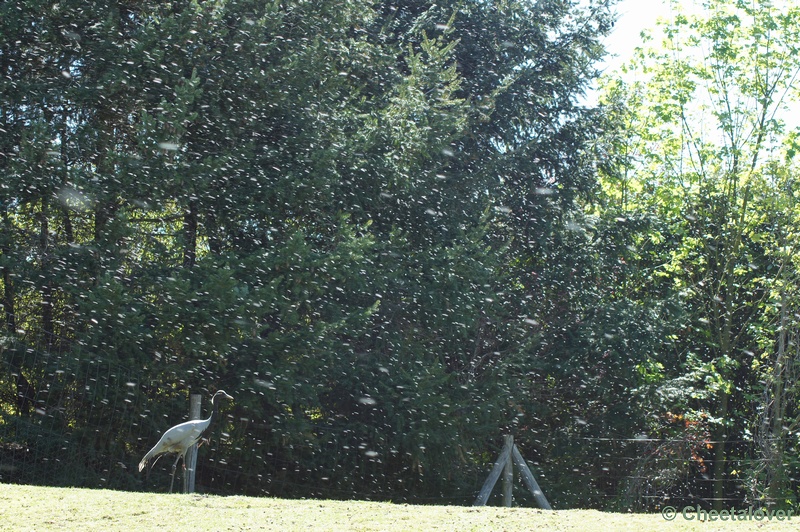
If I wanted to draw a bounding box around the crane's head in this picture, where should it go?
[212,390,234,404]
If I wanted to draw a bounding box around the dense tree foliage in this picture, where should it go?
[5,0,800,513]
[0,0,630,505]
[598,0,800,511]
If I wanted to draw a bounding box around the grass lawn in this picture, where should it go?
[0,483,795,531]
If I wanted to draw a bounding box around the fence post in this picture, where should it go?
[502,435,514,507]
[474,435,514,506]
[475,434,552,509]
[183,393,202,494]
[511,444,552,510]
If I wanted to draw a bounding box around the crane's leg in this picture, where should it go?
[169,453,183,494]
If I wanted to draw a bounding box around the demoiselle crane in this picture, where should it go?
[139,390,233,492]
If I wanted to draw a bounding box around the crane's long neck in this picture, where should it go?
[200,396,221,439]
[208,397,220,422]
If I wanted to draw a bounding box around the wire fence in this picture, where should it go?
[0,334,149,491]
[0,333,794,510]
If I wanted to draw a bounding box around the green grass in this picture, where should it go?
[0,483,794,531]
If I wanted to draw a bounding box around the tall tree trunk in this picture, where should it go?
[1,264,14,332]
[0,100,16,332]
[205,209,222,256]
[183,199,198,268]
[1,207,15,332]
[59,116,74,244]
[94,203,111,244]
[39,198,53,349]
[711,186,751,511]
[712,391,729,510]
[763,291,789,507]
[93,199,119,282]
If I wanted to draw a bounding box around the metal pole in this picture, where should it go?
[183,393,202,494]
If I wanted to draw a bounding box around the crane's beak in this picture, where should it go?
[222,391,233,401]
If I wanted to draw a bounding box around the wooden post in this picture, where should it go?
[511,444,552,510]
[474,435,552,509]
[502,435,514,507]
[183,393,202,494]
[474,436,513,506]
